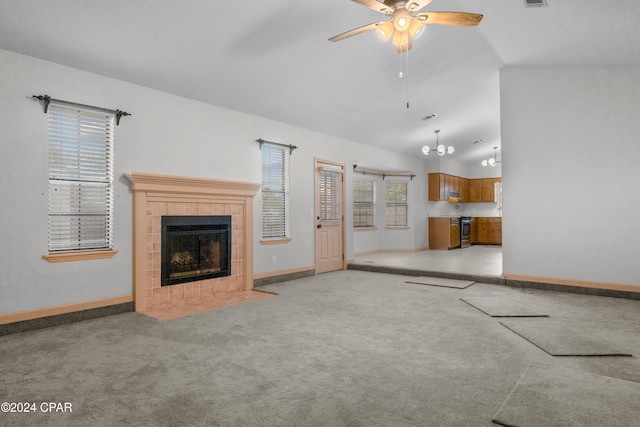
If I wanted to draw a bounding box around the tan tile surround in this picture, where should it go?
[124,172,261,314]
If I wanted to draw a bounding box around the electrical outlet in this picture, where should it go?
[271,255,277,266]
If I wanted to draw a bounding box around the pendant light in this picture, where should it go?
[422,130,454,156]
[481,146,501,167]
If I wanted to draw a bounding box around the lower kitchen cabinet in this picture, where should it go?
[488,218,502,245]
[429,217,460,250]
[470,217,502,245]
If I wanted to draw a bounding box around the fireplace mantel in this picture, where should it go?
[125,172,260,312]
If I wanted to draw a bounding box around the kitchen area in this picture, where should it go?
[427,173,502,250]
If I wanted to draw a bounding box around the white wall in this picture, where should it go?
[500,66,640,287]
[0,49,425,315]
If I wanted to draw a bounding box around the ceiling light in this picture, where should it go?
[422,130,454,157]
[393,9,411,32]
[408,19,424,38]
[376,21,395,41]
[481,146,501,167]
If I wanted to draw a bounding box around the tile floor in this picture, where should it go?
[353,245,503,278]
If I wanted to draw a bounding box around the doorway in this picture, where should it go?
[315,159,345,273]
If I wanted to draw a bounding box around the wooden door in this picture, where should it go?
[315,160,345,273]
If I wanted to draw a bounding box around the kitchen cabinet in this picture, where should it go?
[481,178,502,202]
[488,218,502,245]
[429,217,461,250]
[459,178,469,202]
[477,217,489,244]
[470,217,501,245]
[467,178,502,203]
[428,173,465,202]
[470,218,478,244]
[469,179,481,202]
[428,173,441,201]
[429,174,500,203]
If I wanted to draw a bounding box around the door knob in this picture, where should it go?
[317,224,322,229]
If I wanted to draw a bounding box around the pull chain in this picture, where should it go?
[398,44,410,109]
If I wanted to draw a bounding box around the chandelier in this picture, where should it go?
[482,146,501,167]
[422,130,454,156]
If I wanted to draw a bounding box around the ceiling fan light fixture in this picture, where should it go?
[392,29,408,45]
[377,20,395,41]
[408,19,424,38]
[394,11,411,32]
[392,30,410,52]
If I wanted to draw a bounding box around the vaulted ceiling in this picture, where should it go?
[1,0,639,164]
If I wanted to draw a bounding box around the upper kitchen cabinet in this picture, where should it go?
[428,173,468,202]
[428,173,441,201]
[468,178,502,203]
[459,178,469,202]
[429,174,500,203]
[469,179,481,202]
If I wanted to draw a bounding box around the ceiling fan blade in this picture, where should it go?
[329,21,386,42]
[415,11,483,26]
[351,0,394,15]
[405,0,434,13]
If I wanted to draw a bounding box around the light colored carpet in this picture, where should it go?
[1,270,639,426]
[460,297,549,317]
[493,362,640,427]
[405,276,475,289]
[499,319,632,356]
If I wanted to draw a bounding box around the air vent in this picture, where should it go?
[523,0,547,7]
[421,113,438,121]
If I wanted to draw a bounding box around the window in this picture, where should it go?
[48,104,115,252]
[385,181,408,227]
[319,169,342,221]
[261,143,290,239]
[353,180,375,228]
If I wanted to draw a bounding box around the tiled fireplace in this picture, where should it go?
[124,172,260,313]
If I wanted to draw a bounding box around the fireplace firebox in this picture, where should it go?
[161,216,231,287]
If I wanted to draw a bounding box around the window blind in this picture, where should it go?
[353,180,375,227]
[385,181,408,227]
[261,143,290,238]
[319,170,342,221]
[48,104,114,252]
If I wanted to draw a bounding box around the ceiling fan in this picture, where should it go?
[329,0,483,53]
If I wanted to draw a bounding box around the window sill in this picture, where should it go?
[260,238,292,245]
[354,227,377,232]
[43,249,118,263]
[384,226,410,231]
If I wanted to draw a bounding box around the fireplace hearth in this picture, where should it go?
[161,216,231,286]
